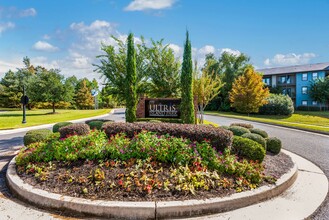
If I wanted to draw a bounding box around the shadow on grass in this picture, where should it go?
[0,113,53,117]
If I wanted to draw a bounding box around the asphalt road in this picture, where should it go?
[205,114,329,220]
[0,110,328,219]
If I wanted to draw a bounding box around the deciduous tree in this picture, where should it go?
[229,66,269,115]
[147,39,181,97]
[310,77,329,110]
[28,69,74,113]
[193,62,224,123]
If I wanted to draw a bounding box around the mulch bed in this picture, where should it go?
[16,152,294,202]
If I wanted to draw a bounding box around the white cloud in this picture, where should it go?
[264,53,316,66]
[0,59,23,77]
[0,22,15,35]
[32,41,59,52]
[19,8,37,17]
[43,34,51,40]
[220,48,241,56]
[124,0,176,11]
[168,43,182,57]
[198,45,216,55]
[0,7,37,18]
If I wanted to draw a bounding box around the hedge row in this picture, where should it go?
[136,118,182,123]
[102,122,233,152]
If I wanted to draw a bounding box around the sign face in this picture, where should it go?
[20,95,29,105]
[145,99,180,118]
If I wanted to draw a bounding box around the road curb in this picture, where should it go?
[205,113,329,136]
[6,153,298,219]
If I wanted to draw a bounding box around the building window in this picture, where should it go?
[312,72,318,80]
[302,73,308,81]
[302,100,308,106]
[263,78,271,85]
[302,86,308,94]
[312,101,317,106]
[279,76,286,84]
[287,75,291,84]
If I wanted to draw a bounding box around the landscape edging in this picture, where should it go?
[6,154,297,220]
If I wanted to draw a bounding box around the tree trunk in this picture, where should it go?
[200,103,204,124]
[52,102,56,114]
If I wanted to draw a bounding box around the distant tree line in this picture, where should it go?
[0,57,99,113]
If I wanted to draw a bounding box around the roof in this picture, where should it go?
[257,62,329,76]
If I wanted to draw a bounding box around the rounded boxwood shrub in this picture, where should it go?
[230,123,253,129]
[228,126,251,136]
[266,137,282,155]
[232,136,266,162]
[24,129,53,146]
[220,125,230,130]
[241,133,266,150]
[259,94,294,115]
[87,120,105,130]
[59,123,90,139]
[53,122,73,133]
[250,128,268,138]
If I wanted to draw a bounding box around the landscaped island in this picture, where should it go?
[13,120,293,202]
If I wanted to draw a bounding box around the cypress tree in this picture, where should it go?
[180,31,195,124]
[125,33,137,122]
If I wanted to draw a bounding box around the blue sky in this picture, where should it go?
[1,0,329,81]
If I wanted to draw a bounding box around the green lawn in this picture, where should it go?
[0,109,111,130]
[205,111,329,134]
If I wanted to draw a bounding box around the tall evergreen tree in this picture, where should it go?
[125,33,137,122]
[180,31,195,124]
[75,80,94,109]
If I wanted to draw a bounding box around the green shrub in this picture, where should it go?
[52,122,73,133]
[241,133,266,150]
[250,128,268,138]
[220,125,230,130]
[102,122,233,152]
[148,120,162,123]
[136,118,182,123]
[230,123,253,129]
[87,121,105,130]
[232,136,266,162]
[85,119,113,124]
[59,123,90,139]
[266,137,282,155]
[228,126,251,136]
[259,94,294,115]
[23,129,53,146]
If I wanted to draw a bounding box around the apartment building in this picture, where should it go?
[258,62,329,107]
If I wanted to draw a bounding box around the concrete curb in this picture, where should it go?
[6,153,297,219]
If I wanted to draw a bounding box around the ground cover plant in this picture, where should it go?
[16,122,290,201]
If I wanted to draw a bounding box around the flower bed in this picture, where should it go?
[15,123,289,201]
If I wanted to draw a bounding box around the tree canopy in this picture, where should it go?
[229,66,269,115]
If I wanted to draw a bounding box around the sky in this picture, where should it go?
[1,0,329,83]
